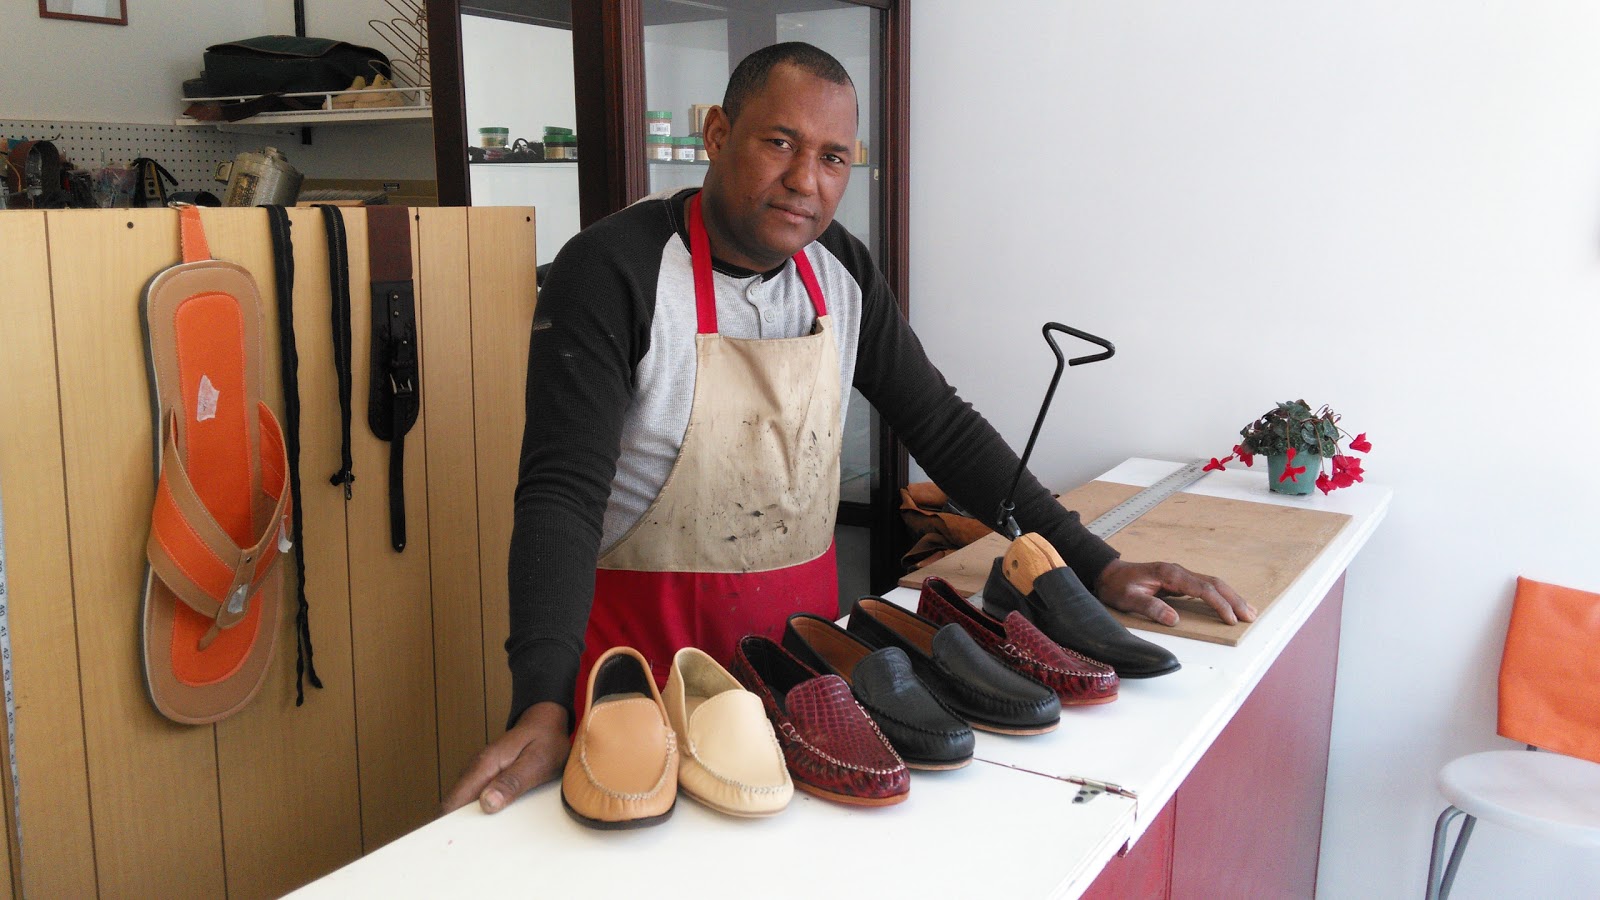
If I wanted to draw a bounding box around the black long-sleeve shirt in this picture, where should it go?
[505,189,1118,726]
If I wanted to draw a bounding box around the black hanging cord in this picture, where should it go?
[266,206,323,703]
[995,322,1116,540]
[321,205,356,499]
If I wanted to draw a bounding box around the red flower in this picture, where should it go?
[1349,433,1372,453]
[1316,473,1334,494]
[1204,456,1232,473]
[1332,454,1364,479]
[1278,446,1307,483]
[1232,444,1254,467]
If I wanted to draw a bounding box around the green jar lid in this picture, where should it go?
[673,136,701,145]
[646,110,672,118]
[479,127,509,134]
[547,134,575,144]
[542,126,574,136]
[647,134,673,144]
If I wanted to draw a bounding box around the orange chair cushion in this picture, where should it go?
[1499,576,1600,764]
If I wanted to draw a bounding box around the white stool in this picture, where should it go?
[1426,749,1600,898]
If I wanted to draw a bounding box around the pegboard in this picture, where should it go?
[0,120,243,193]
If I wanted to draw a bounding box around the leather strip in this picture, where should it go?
[265,205,323,703]
[320,206,356,498]
[365,205,419,552]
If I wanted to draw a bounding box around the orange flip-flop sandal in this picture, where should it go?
[140,205,290,724]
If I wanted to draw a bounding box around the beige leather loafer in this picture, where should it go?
[665,647,793,817]
[561,646,678,829]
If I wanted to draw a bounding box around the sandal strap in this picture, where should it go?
[147,402,291,630]
[179,204,211,263]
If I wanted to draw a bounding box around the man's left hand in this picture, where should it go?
[1094,559,1256,627]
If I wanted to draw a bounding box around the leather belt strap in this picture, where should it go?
[365,206,419,553]
[5,140,66,209]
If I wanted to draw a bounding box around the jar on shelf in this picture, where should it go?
[694,137,710,162]
[646,110,672,137]
[674,136,700,162]
[647,134,674,162]
[544,133,577,160]
[479,127,509,149]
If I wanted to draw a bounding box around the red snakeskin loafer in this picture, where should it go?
[730,635,909,807]
[918,576,1118,706]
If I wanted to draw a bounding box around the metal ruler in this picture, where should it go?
[1085,460,1211,539]
[0,485,19,877]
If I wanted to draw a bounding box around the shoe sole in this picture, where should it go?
[560,792,675,829]
[1117,661,1182,679]
[904,755,973,771]
[1060,694,1118,707]
[794,780,908,807]
[967,717,1060,736]
[680,788,787,818]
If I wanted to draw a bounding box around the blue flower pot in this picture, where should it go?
[1267,451,1321,496]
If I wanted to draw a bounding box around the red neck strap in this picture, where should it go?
[687,192,827,335]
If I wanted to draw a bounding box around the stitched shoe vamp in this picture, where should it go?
[1031,568,1180,678]
[681,690,792,815]
[1001,611,1119,703]
[850,647,973,765]
[782,675,907,800]
[564,697,676,824]
[927,625,1060,728]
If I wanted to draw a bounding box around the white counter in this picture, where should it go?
[291,458,1390,899]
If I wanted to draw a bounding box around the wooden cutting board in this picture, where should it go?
[897,480,1353,646]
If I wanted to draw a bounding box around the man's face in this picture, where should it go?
[700,64,857,272]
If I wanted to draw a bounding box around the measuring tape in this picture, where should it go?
[1085,460,1211,539]
[0,486,20,876]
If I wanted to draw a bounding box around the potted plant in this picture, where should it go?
[1204,400,1372,496]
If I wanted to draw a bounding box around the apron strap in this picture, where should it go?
[791,248,827,318]
[686,191,827,334]
[688,192,719,334]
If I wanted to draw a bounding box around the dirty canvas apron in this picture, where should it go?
[576,191,842,711]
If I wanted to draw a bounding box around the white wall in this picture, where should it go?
[911,4,1600,898]
[0,0,280,123]
[0,1,433,182]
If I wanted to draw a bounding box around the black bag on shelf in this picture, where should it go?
[202,35,391,97]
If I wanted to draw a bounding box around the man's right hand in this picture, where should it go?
[441,701,570,815]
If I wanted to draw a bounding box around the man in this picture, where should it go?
[444,42,1252,815]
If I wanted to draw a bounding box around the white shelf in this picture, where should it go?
[175,86,432,129]
[176,105,431,128]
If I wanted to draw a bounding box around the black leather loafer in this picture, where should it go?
[847,597,1060,735]
[981,557,1181,678]
[783,614,974,770]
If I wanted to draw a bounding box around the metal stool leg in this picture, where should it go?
[1426,805,1477,900]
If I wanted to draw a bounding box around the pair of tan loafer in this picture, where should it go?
[561,646,793,828]
[330,74,405,110]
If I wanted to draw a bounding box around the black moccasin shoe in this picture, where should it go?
[783,613,974,770]
[981,557,1181,679]
[847,597,1060,735]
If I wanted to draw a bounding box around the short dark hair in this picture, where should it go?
[721,42,855,123]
